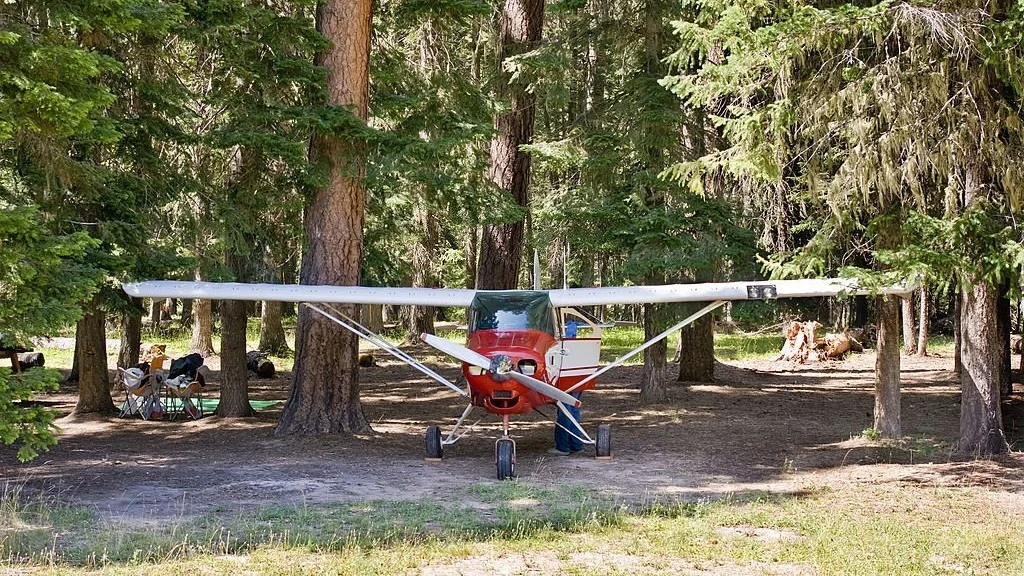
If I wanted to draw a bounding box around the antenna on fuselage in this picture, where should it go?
[533,249,541,290]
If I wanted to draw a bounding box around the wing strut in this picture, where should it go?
[554,401,595,445]
[303,303,469,398]
[566,300,729,393]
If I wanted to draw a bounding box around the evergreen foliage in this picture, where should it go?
[0,206,100,461]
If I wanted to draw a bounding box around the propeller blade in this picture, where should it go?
[506,371,581,408]
[420,333,580,407]
[420,333,491,369]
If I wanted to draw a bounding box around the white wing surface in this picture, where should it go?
[123,281,477,307]
[547,278,911,307]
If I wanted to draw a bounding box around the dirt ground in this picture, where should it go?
[3,350,1023,524]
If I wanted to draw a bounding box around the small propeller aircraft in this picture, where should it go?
[124,277,909,479]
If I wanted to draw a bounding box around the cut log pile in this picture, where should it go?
[774,320,863,362]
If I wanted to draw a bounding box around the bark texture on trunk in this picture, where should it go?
[117,311,141,370]
[957,162,1008,455]
[476,0,544,290]
[190,268,215,357]
[915,287,928,357]
[73,300,116,415]
[677,310,714,382]
[66,336,81,384]
[405,204,437,341]
[190,299,215,357]
[148,298,163,327]
[953,290,963,375]
[901,295,916,355]
[361,304,383,333]
[258,300,290,355]
[218,299,253,417]
[959,281,1008,454]
[276,0,372,435]
[639,303,668,403]
[998,289,1012,400]
[873,295,902,439]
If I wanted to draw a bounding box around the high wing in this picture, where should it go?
[124,281,477,307]
[126,278,909,307]
[547,278,911,307]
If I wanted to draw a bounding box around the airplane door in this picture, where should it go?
[554,308,604,389]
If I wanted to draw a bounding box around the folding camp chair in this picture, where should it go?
[118,367,165,420]
[164,373,204,420]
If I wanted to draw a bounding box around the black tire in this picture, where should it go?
[596,423,612,458]
[425,424,443,459]
[496,438,515,480]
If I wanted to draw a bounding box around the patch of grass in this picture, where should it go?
[4,481,1022,574]
[601,326,783,363]
[714,331,785,360]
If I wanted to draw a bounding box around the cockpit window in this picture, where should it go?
[469,292,555,335]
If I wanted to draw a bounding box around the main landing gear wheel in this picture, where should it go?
[595,423,612,459]
[496,438,516,480]
[425,424,443,460]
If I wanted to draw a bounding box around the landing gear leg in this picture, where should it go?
[496,414,516,480]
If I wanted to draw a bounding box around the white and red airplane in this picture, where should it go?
[124,277,909,479]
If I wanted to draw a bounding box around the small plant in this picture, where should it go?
[861,427,881,441]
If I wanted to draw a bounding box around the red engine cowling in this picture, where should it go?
[463,329,557,415]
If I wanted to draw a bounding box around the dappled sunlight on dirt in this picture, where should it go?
[2,348,1022,525]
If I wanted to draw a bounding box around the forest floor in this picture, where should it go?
[3,349,1024,526]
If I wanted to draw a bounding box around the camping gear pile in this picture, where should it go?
[119,348,207,420]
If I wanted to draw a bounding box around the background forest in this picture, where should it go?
[2,0,1023,459]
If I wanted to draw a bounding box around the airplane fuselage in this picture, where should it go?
[462,290,601,414]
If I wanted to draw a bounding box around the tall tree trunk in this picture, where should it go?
[276,0,372,435]
[953,289,963,375]
[179,298,193,330]
[853,295,869,328]
[476,0,545,290]
[465,225,479,289]
[258,300,290,355]
[73,299,116,415]
[361,304,383,333]
[901,295,916,355]
[217,143,260,418]
[148,298,163,328]
[117,310,142,371]
[639,303,667,403]
[959,281,1008,454]
[405,203,437,342]
[66,336,81,384]
[958,163,1007,455]
[915,287,928,357]
[218,298,253,418]
[874,294,902,438]
[190,267,215,357]
[998,287,1012,400]
[677,304,715,383]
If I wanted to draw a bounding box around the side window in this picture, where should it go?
[560,308,601,339]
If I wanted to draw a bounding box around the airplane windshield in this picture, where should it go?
[469,292,555,335]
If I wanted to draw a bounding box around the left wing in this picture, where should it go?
[547,278,911,307]
[123,281,477,307]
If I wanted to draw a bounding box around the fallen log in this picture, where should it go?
[775,322,862,362]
